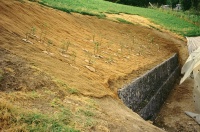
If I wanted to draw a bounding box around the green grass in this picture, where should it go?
[68,88,79,95]
[21,112,78,132]
[0,99,79,132]
[39,0,200,36]
[0,69,3,82]
[78,109,94,117]
[116,18,133,24]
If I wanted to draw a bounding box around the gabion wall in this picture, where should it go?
[118,54,180,120]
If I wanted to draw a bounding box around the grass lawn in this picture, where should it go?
[39,0,200,37]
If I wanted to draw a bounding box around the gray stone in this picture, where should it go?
[118,54,179,120]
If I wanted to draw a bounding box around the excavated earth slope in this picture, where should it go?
[0,0,189,131]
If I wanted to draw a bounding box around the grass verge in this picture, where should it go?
[0,99,79,132]
[116,18,133,24]
[39,0,200,36]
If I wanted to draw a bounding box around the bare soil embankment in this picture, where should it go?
[0,0,192,131]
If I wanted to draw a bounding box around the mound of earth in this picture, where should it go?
[0,0,193,131]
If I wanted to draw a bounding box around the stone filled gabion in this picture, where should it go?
[118,54,179,120]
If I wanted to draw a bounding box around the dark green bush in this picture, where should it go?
[181,0,192,10]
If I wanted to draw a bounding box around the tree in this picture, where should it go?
[118,0,149,7]
[166,0,179,8]
[106,0,199,12]
[181,0,192,10]
[192,0,200,10]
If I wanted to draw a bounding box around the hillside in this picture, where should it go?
[40,0,200,36]
[0,0,190,131]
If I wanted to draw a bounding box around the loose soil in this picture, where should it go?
[0,0,198,131]
[155,79,200,131]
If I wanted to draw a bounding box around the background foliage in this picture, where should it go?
[106,0,200,12]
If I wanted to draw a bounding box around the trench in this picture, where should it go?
[118,53,180,120]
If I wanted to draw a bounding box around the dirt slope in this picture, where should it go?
[155,79,200,131]
[0,0,189,131]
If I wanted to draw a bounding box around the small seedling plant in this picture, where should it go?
[85,52,95,66]
[70,51,77,64]
[31,26,36,36]
[46,39,53,52]
[61,41,71,54]
[23,26,37,44]
[39,23,48,44]
[94,42,101,55]
[92,34,101,56]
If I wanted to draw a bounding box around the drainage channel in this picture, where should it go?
[118,53,180,120]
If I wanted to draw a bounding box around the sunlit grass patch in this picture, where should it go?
[0,99,79,132]
[39,0,200,36]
